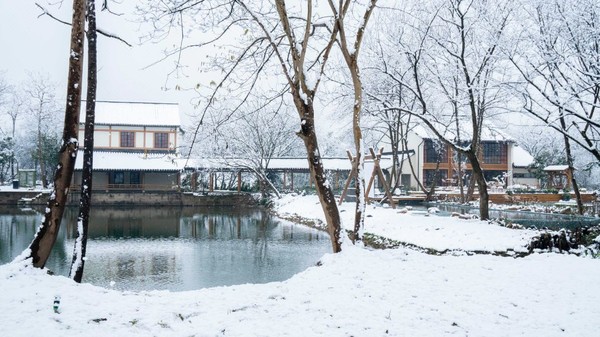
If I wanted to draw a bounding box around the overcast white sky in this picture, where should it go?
[0,0,199,127]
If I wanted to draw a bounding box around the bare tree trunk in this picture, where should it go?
[350,66,366,243]
[559,112,584,215]
[37,127,48,188]
[70,0,97,283]
[25,0,85,268]
[467,151,489,220]
[296,102,342,253]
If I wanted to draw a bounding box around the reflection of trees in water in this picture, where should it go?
[253,215,269,263]
[0,208,68,269]
[1,205,331,290]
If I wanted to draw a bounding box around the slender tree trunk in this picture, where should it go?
[296,102,342,253]
[24,0,85,268]
[350,66,366,243]
[70,0,97,283]
[467,151,489,220]
[37,128,48,188]
[559,113,584,215]
[10,118,15,179]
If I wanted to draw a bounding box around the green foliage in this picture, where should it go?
[528,150,567,188]
[0,137,15,182]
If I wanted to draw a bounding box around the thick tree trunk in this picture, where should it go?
[25,0,85,268]
[296,102,342,253]
[467,151,489,220]
[70,0,97,283]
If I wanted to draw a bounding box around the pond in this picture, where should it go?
[426,203,600,230]
[0,206,330,292]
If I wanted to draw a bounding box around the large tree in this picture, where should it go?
[367,0,513,219]
[204,98,302,199]
[23,0,86,268]
[138,0,381,252]
[23,74,61,188]
[508,0,600,214]
[70,0,98,283]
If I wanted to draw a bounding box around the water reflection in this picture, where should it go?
[0,206,330,291]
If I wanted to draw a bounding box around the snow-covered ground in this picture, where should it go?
[1,194,599,337]
[276,195,537,253]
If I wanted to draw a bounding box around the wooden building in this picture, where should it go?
[72,101,182,191]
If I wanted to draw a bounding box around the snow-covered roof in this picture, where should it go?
[512,146,534,167]
[74,151,181,172]
[412,123,514,142]
[74,152,393,173]
[79,101,180,127]
[543,165,570,171]
[180,156,393,172]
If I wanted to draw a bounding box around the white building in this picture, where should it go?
[73,101,182,191]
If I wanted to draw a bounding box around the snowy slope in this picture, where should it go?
[1,247,598,337]
[276,195,536,253]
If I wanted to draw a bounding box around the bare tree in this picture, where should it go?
[6,92,26,179]
[367,0,513,220]
[138,0,366,252]
[23,74,61,188]
[70,0,98,283]
[204,97,302,198]
[24,0,86,268]
[510,0,600,164]
[508,0,600,214]
[326,0,378,242]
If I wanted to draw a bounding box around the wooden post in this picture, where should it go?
[283,170,287,190]
[209,173,214,192]
[191,171,198,191]
[364,148,395,209]
[339,150,358,205]
[291,172,294,191]
[237,171,242,193]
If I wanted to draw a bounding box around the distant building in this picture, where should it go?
[397,123,536,190]
[511,146,537,187]
[73,101,182,192]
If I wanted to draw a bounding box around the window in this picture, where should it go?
[482,142,507,164]
[154,132,169,149]
[130,172,141,185]
[514,172,535,179]
[110,171,125,185]
[120,132,135,148]
[483,170,506,182]
[424,139,448,163]
[423,169,448,187]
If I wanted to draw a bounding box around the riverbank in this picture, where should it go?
[0,188,258,207]
[1,194,599,336]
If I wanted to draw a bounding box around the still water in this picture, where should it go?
[0,206,330,291]
[426,204,600,229]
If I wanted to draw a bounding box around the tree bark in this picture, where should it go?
[70,0,97,282]
[350,66,366,243]
[559,112,585,215]
[467,151,489,220]
[25,0,85,268]
[296,101,342,253]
